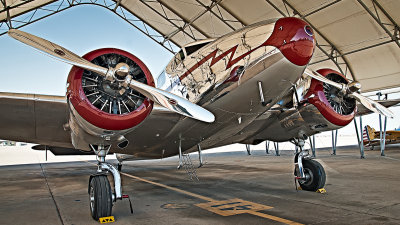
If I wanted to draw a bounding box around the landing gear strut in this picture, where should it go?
[89,145,131,220]
[293,139,326,191]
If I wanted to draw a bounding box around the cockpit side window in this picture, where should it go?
[172,49,185,66]
[185,42,210,56]
[179,50,185,60]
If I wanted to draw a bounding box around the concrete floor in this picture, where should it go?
[0,146,400,225]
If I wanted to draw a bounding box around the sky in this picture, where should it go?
[0,4,399,143]
[0,5,173,95]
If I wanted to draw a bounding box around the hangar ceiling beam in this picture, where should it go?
[303,0,341,17]
[111,2,178,53]
[357,0,399,48]
[0,0,178,53]
[265,0,286,18]
[0,0,34,15]
[0,0,67,32]
[138,0,198,42]
[161,0,223,44]
[195,0,245,29]
[217,2,247,26]
[281,0,355,80]
[0,0,11,28]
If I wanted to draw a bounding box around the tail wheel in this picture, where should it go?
[89,175,113,220]
[298,160,326,191]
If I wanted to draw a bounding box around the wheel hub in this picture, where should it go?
[89,186,95,214]
[299,168,314,185]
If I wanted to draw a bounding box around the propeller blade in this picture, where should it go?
[128,78,215,123]
[304,68,394,118]
[9,29,215,123]
[8,29,109,76]
[351,92,394,119]
[304,68,343,89]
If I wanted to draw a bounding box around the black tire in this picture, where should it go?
[89,175,113,220]
[298,160,326,191]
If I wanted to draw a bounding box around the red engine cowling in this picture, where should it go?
[67,48,154,134]
[304,68,356,126]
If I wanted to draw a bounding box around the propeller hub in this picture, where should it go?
[115,62,130,80]
[348,81,361,93]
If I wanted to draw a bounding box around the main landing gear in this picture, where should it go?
[89,145,132,220]
[293,139,326,191]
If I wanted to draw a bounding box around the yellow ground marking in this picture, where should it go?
[161,203,189,209]
[84,160,303,224]
[196,198,273,216]
[99,216,115,223]
[248,211,303,225]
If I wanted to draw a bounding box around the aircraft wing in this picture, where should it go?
[0,92,188,158]
[356,98,400,116]
[0,92,72,148]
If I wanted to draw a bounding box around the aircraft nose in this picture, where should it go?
[264,17,315,66]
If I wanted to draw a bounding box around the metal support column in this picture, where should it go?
[245,144,251,155]
[382,116,387,156]
[265,141,270,154]
[309,136,316,157]
[377,92,384,155]
[177,140,183,169]
[354,117,365,159]
[45,145,48,161]
[197,144,204,167]
[381,94,388,156]
[274,142,280,156]
[332,130,338,155]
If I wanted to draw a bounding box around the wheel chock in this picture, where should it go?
[297,186,302,190]
[316,188,327,194]
[99,216,115,223]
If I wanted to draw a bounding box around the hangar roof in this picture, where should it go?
[1,0,399,92]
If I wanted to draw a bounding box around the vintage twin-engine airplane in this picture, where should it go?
[0,17,394,220]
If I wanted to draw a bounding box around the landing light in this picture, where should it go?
[304,25,313,37]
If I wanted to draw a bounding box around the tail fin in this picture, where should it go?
[363,125,376,143]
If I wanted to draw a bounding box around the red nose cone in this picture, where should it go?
[264,17,315,66]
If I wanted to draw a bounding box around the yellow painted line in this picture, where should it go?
[83,159,302,225]
[248,211,303,225]
[121,172,215,202]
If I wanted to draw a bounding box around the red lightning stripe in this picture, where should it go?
[179,44,261,80]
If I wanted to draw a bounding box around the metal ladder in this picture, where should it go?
[181,153,199,181]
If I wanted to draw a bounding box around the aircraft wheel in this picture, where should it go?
[298,160,326,191]
[89,175,113,220]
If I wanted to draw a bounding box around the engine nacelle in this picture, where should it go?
[238,68,359,144]
[66,48,154,150]
[303,68,356,127]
